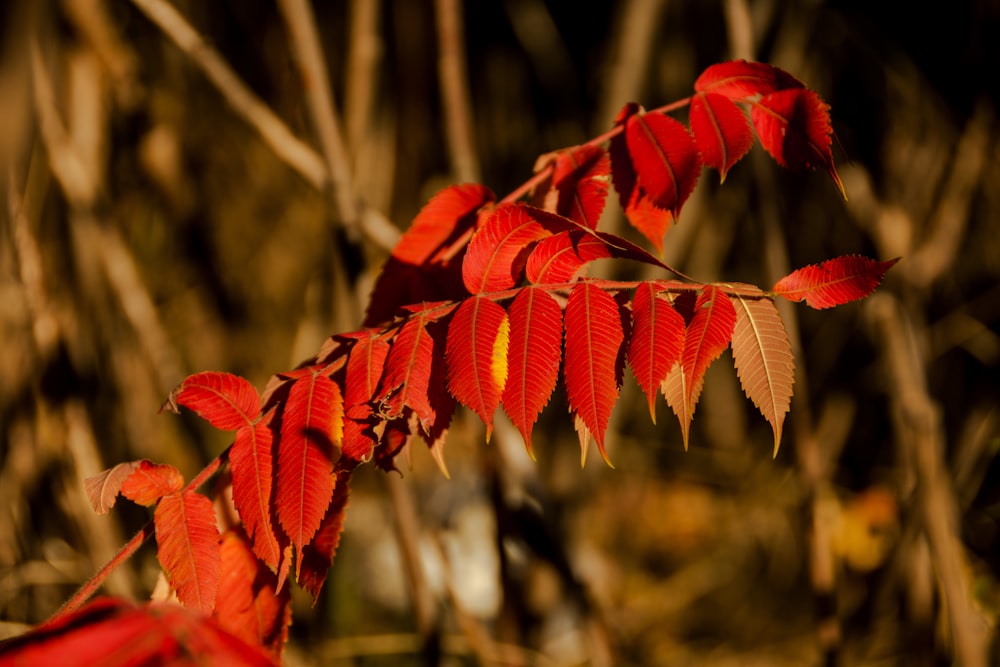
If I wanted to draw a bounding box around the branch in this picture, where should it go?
[434,0,480,183]
[276,0,360,233]
[48,453,226,620]
[128,0,325,189]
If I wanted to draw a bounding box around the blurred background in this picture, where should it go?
[1,0,998,665]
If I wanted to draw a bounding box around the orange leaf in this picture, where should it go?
[729,291,795,456]
[214,529,291,659]
[154,490,221,614]
[773,256,899,309]
[120,460,184,507]
[162,371,261,432]
[563,282,624,465]
[230,421,281,568]
[0,597,278,666]
[275,374,343,559]
[445,296,510,438]
[502,287,563,457]
[627,283,685,422]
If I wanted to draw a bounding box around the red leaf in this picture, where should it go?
[627,283,685,422]
[0,598,278,667]
[552,145,610,229]
[502,287,563,457]
[275,374,343,559]
[85,461,142,514]
[343,330,391,408]
[689,92,753,181]
[230,421,281,568]
[773,256,899,309]
[154,490,221,614]
[526,227,669,285]
[609,119,675,254]
[120,460,184,507]
[625,192,676,255]
[526,231,611,284]
[661,285,736,449]
[341,331,391,462]
[750,89,845,196]
[162,371,261,431]
[563,282,624,465]
[299,470,351,601]
[462,203,556,294]
[364,184,493,326]
[694,60,804,99]
[625,112,702,219]
[446,296,510,438]
[729,290,795,456]
[376,310,440,431]
[214,529,291,659]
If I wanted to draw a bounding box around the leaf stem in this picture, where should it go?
[47,449,229,621]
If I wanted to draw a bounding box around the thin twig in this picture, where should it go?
[433,0,480,183]
[384,472,441,660]
[49,453,225,620]
[594,0,668,132]
[866,293,990,667]
[276,0,359,233]
[128,0,326,188]
[345,0,381,159]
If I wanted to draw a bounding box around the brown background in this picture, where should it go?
[1,1,998,665]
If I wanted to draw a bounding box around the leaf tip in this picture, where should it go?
[523,439,537,462]
[430,442,451,479]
